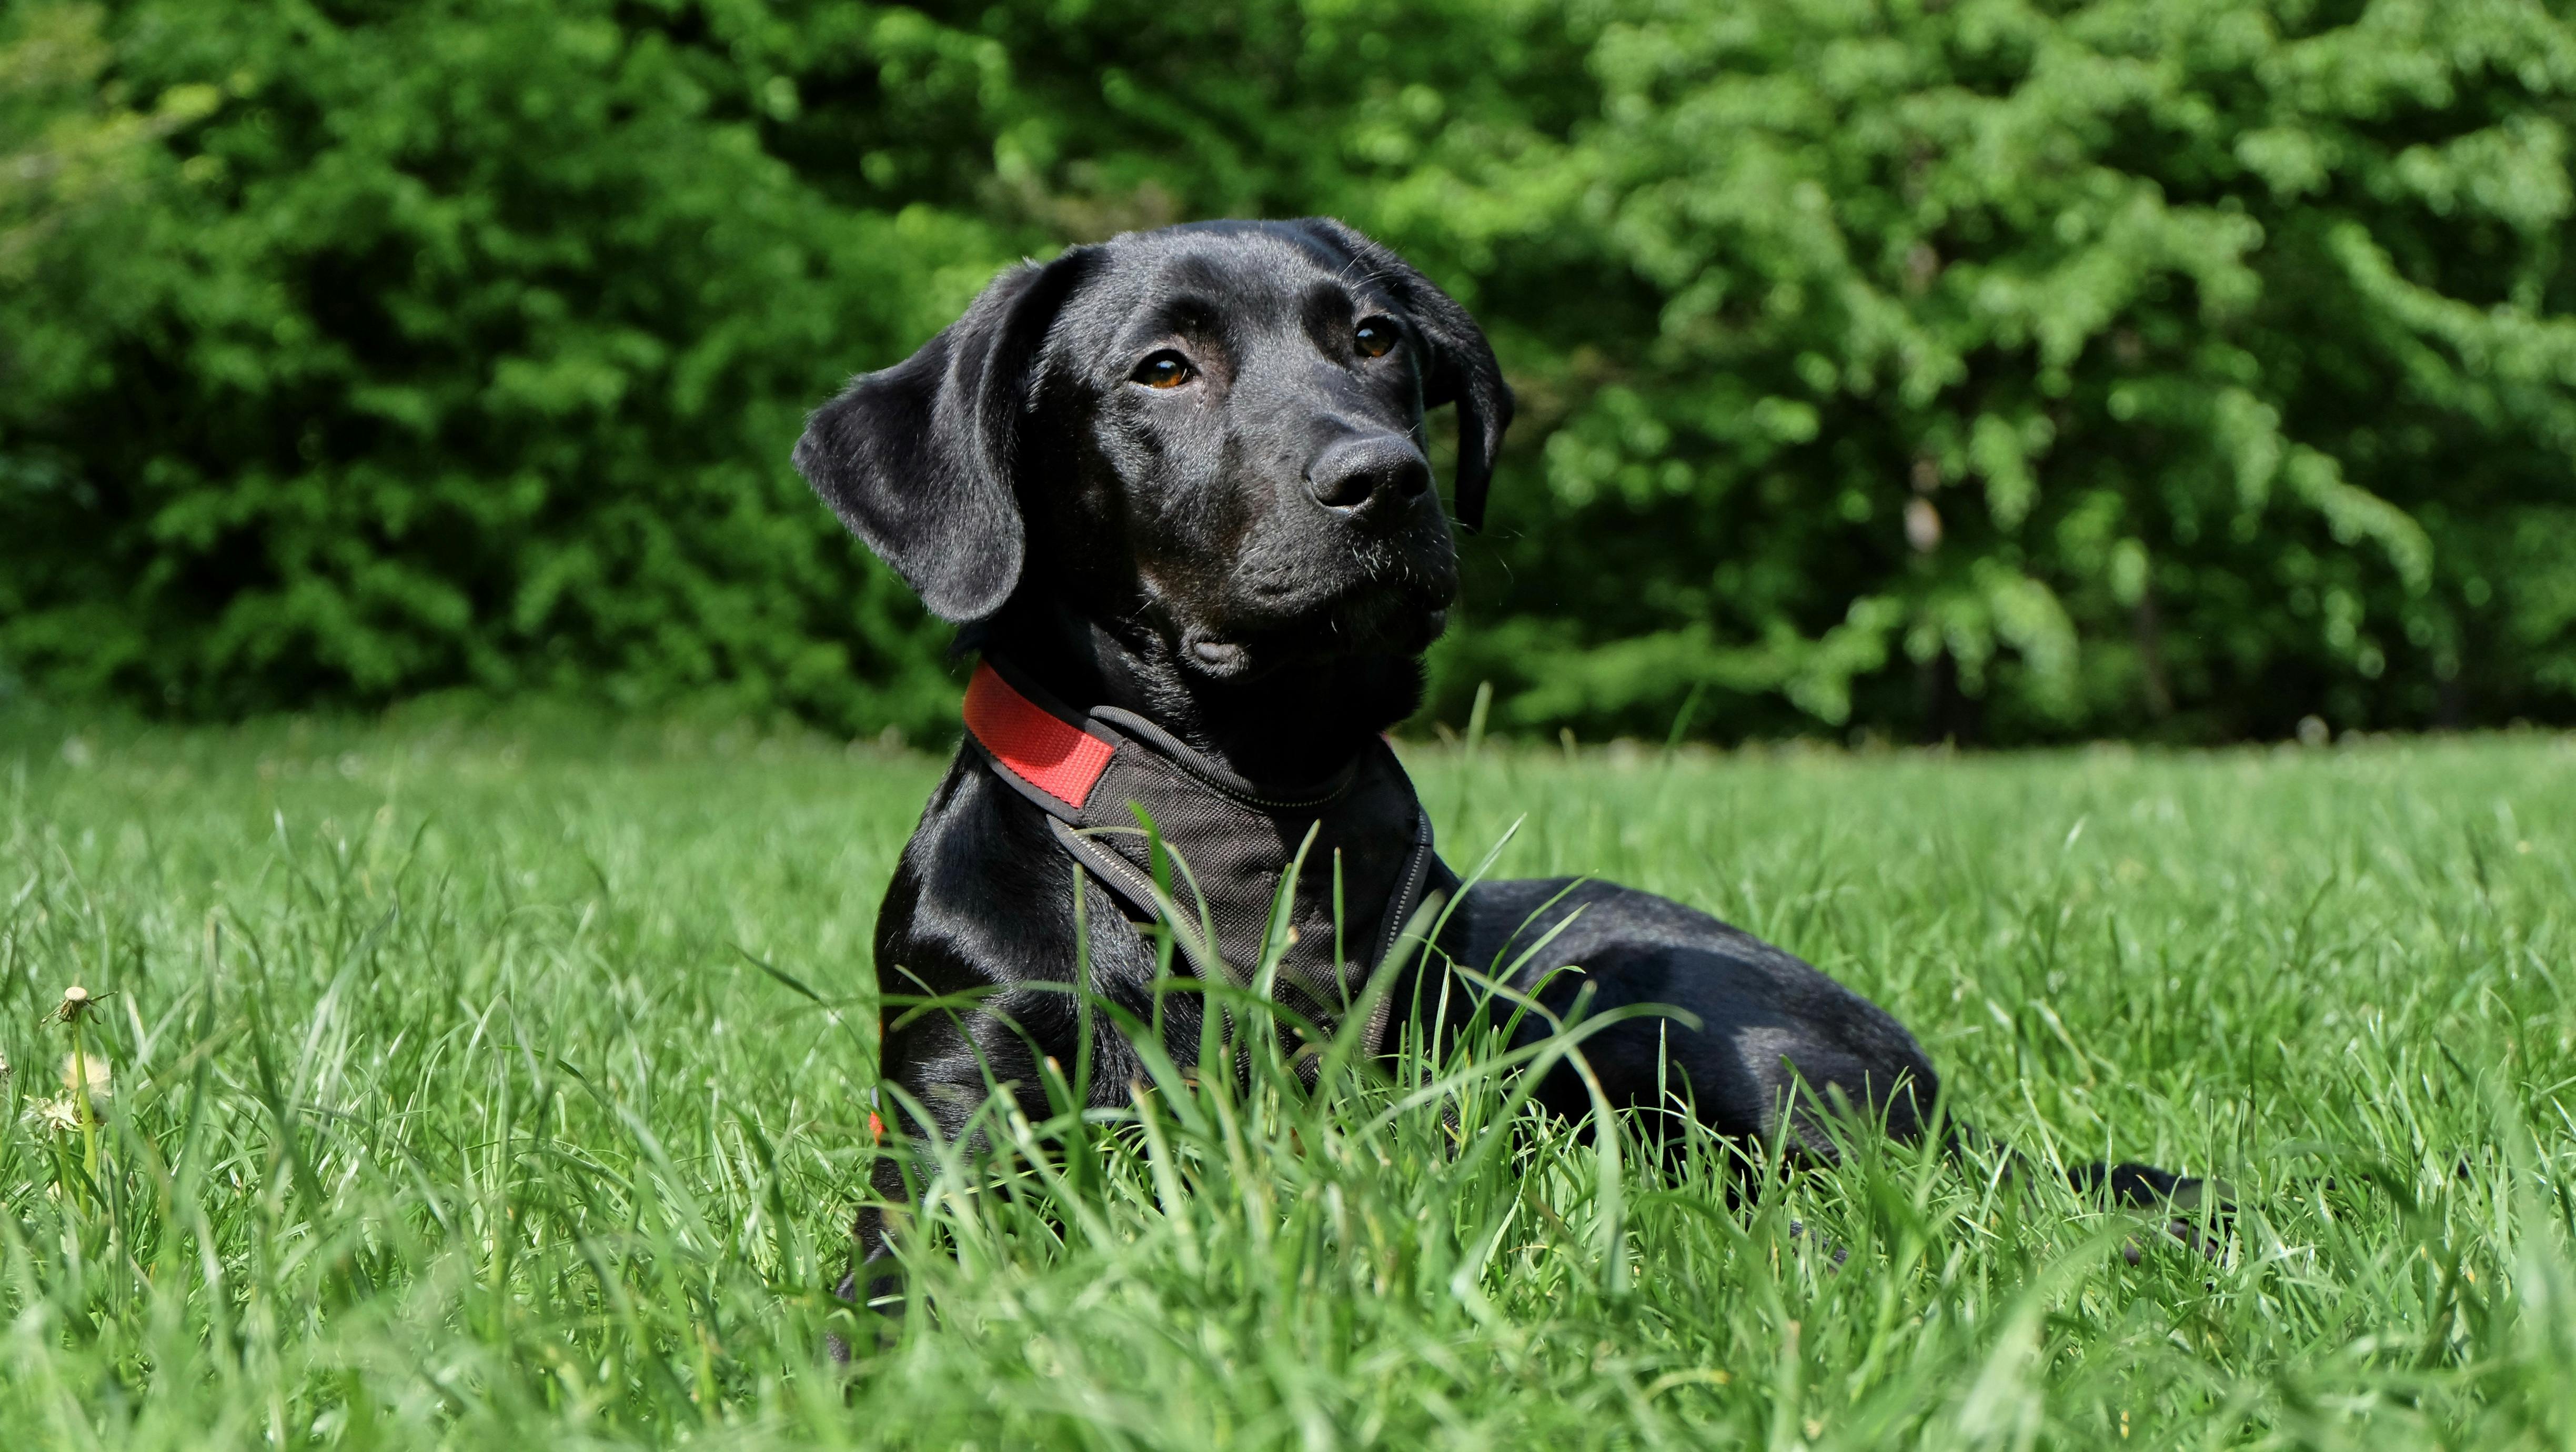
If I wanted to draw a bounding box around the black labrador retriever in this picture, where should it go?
[794,218,2196,1296]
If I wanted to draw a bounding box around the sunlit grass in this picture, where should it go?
[4,712,2574,1447]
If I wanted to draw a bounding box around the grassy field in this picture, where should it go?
[4,712,2575,1449]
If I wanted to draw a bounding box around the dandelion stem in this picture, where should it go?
[70,1018,99,1200]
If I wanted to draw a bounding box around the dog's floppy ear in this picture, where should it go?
[793,249,1096,622]
[1296,218,1514,531]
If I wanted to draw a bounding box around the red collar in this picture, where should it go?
[961,661,1114,809]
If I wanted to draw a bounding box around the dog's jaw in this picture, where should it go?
[1172,585,1454,685]
[980,597,1432,785]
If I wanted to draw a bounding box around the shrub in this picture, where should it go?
[6,0,2574,743]
[0,0,993,737]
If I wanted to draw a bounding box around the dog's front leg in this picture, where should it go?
[845,870,1193,1326]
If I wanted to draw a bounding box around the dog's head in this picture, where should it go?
[793,219,1510,682]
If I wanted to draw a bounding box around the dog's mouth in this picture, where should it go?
[1181,607,1451,680]
[1179,568,1455,681]
[1136,499,1461,681]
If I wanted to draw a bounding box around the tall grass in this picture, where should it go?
[3,714,2574,1447]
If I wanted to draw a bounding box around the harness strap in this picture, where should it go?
[958,656,1454,1049]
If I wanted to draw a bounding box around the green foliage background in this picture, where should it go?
[6,0,2575,743]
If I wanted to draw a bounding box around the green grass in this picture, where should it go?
[5,712,2576,1448]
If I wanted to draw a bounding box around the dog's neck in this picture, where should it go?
[972,603,1423,785]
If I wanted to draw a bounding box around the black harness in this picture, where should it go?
[961,656,1456,1051]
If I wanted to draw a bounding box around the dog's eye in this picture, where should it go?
[1354,317,1398,359]
[1133,351,1194,389]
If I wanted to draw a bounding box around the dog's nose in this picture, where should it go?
[1305,435,1432,516]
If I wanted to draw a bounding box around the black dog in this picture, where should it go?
[794,218,2193,1295]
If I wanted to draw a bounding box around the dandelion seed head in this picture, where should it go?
[59,1053,110,1098]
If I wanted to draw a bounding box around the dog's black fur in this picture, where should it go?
[796,218,2193,1295]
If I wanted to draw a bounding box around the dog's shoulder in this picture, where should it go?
[876,751,1079,976]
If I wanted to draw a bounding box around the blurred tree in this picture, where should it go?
[4,0,2573,744]
[0,0,993,736]
[1395,0,2576,743]
[1,6,207,279]
[1,4,214,703]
